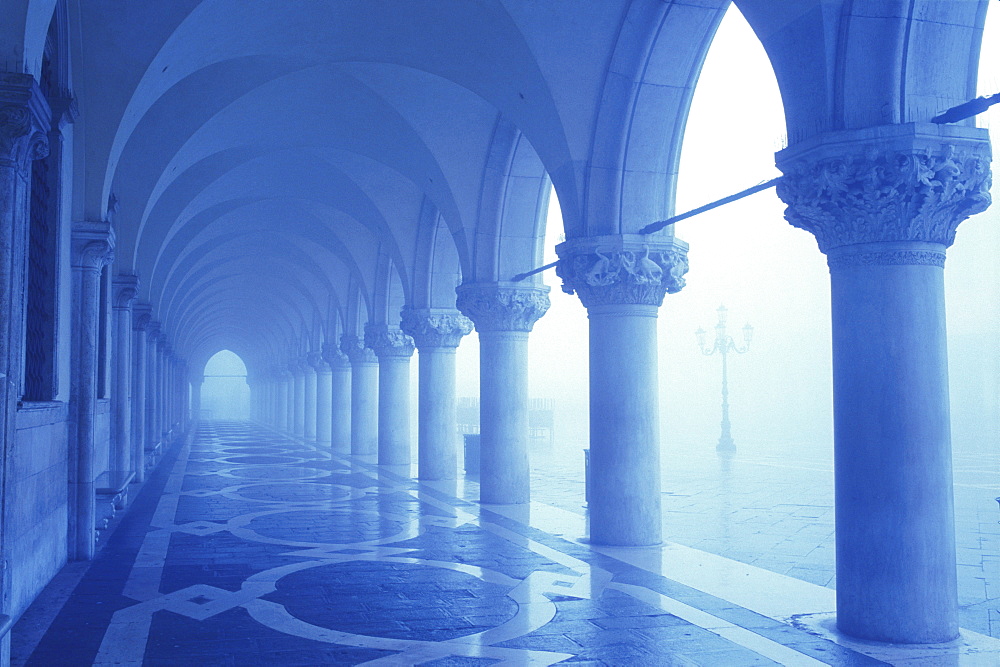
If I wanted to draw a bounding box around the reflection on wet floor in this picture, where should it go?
[15,423,1000,665]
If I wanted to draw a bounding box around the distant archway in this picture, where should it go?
[201,349,250,420]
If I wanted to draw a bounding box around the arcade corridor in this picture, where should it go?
[11,423,999,666]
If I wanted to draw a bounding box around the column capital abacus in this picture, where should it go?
[71,221,116,272]
[146,320,162,342]
[322,342,351,369]
[0,72,50,179]
[340,335,378,365]
[399,307,472,349]
[288,360,305,376]
[364,324,415,359]
[455,282,550,333]
[555,235,688,309]
[776,123,992,264]
[112,274,139,310]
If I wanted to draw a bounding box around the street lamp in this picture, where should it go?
[696,305,753,453]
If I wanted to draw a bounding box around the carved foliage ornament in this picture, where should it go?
[556,245,688,309]
[777,144,992,254]
[364,325,415,358]
[321,342,350,369]
[455,285,550,333]
[398,307,473,348]
[0,104,48,176]
[340,335,377,364]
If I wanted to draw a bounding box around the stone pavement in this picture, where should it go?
[13,423,1000,665]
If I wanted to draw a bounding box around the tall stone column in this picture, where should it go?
[177,362,189,433]
[310,352,333,447]
[111,275,138,480]
[274,368,291,433]
[400,308,473,481]
[160,343,172,443]
[776,124,992,644]
[70,222,115,560]
[302,356,318,442]
[365,325,415,466]
[341,335,378,456]
[131,305,150,483]
[323,343,352,453]
[191,375,203,425]
[145,323,161,455]
[457,284,549,503]
[557,235,688,545]
[290,361,305,438]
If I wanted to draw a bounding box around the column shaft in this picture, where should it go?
[131,316,148,483]
[417,348,458,480]
[377,356,411,465]
[111,289,135,476]
[293,369,305,438]
[588,305,661,545]
[303,365,317,442]
[315,369,333,446]
[831,257,957,642]
[330,363,352,452]
[276,376,290,432]
[350,362,378,455]
[479,331,530,503]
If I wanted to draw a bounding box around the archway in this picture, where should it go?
[200,350,251,420]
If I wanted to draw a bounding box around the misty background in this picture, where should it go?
[202,3,1000,464]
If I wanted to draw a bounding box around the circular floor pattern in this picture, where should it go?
[228,465,328,481]
[230,482,357,504]
[221,455,303,465]
[270,560,520,642]
[244,509,406,545]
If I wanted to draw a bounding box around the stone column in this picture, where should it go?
[145,323,161,455]
[274,368,291,433]
[131,306,150,483]
[557,235,688,546]
[70,222,115,560]
[191,375,203,425]
[341,335,378,456]
[160,343,172,443]
[456,284,549,503]
[302,356,318,442]
[310,352,333,447]
[290,361,305,438]
[365,325,415,466]
[323,343,352,453]
[111,275,138,480]
[776,124,992,644]
[400,308,473,481]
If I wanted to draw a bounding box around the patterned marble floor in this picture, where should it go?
[14,422,1000,665]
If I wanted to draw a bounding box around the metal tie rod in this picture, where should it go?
[511,176,781,282]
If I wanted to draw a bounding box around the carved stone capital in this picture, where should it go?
[455,283,550,333]
[340,335,377,365]
[0,73,51,177]
[399,307,473,349]
[776,123,992,257]
[555,235,689,309]
[305,351,329,373]
[71,221,116,272]
[288,360,305,376]
[133,303,152,332]
[321,342,350,369]
[146,320,161,342]
[364,324,415,359]
[112,274,139,310]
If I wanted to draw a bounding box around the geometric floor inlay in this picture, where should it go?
[17,422,1000,666]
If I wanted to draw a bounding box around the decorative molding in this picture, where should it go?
[555,235,689,308]
[321,342,350,370]
[340,335,377,365]
[455,283,550,333]
[364,324,415,359]
[777,133,992,254]
[826,248,947,269]
[399,307,473,349]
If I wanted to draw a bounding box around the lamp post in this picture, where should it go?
[696,305,753,453]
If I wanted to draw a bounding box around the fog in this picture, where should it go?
[200,349,251,421]
[455,4,1000,460]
